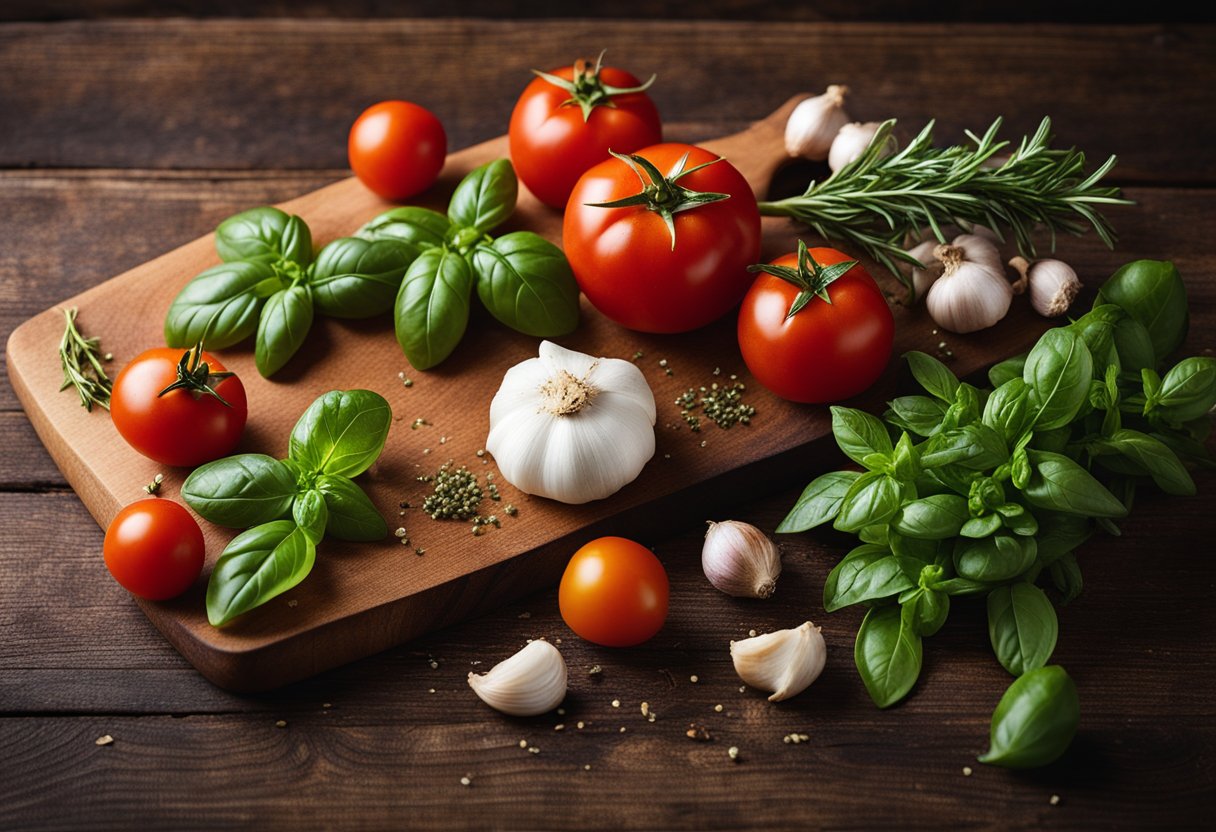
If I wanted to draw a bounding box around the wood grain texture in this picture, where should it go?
[0,20,1212,181]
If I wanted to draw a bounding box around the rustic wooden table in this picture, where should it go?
[1,11,1213,830]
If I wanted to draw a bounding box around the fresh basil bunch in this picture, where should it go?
[182,389,391,626]
[165,207,415,378]
[357,159,581,369]
[779,259,1212,767]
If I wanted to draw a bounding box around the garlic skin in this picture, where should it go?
[1009,256,1082,317]
[950,233,1003,270]
[730,622,826,702]
[468,640,568,717]
[702,520,782,599]
[784,85,851,160]
[828,121,884,172]
[905,239,943,303]
[925,238,1014,334]
[486,341,656,505]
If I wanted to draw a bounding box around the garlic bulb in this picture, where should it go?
[702,520,782,599]
[467,639,568,717]
[486,341,656,505]
[730,622,826,702]
[1009,256,1082,317]
[905,239,943,303]
[784,85,851,160]
[925,239,1014,334]
[828,121,884,172]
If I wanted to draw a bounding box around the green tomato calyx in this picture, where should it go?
[748,240,859,319]
[157,342,235,407]
[532,50,656,123]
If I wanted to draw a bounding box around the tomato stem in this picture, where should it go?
[158,342,235,407]
[532,50,656,123]
[747,240,858,319]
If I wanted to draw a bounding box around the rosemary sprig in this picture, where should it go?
[57,307,113,411]
[758,118,1132,290]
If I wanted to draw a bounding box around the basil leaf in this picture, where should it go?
[979,665,1079,768]
[255,286,314,378]
[858,524,889,546]
[1099,429,1195,495]
[933,577,996,597]
[181,454,297,527]
[892,494,968,540]
[905,350,959,402]
[1024,328,1093,430]
[1096,259,1188,361]
[1067,304,1122,365]
[215,207,312,266]
[920,423,1008,471]
[855,605,922,709]
[888,531,940,562]
[472,232,580,337]
[834,472,904,533]
[448,158,518,234]
[902,586,950,637]
[954,534,1037,582]
[1155,357,1216,423]
[777,470,860,533]
[987,583,1058,676]
[823,544,917,612]
[886,395,947,437]
[1035,512,1093,565]
[1112,315,1157,373]
[988,353,1027,388]
[316,474,387,542]
[926,463,983,497]
[1048,553,1084,604]
[997,503,1038,536]
[982,378,1033,443]
[394,247,475,370]
[292,489,328,545]
[164,260,276,349]
[831,406,893,466]
[309,237,415,318]
[206,520,316,626]
[289,389,392,478]
[961,513,1003,538]
[1022,450,1128,517]
[356,206,451,251]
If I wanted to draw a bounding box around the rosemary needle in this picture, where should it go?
[57,307,113,411]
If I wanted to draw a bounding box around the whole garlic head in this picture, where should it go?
[730,621,826,702]
[468,639,568,717]
[828,121,885,172]
[925,238,1014,334]
[486,341,656,505]
[1009,256,1082,317]
[702,520,782,599]
[784,85,851,160]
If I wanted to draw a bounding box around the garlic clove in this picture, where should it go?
[904,239,944,303]
[828,121,886,173]
[1009,256,1082,318]
[702,520,782,599]
[784,85,851,160]
[925,242,1014,334]
[730,621,826,702]
[468,639,568,717]
[950,233,1003,270]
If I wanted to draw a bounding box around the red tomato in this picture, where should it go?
[559,537,669,647]
[563,142,761,333]
[348,100,447,201]
[738,245,895,403]
[111,347,247,467]
[509,58,661,209]
[104,499,205,600]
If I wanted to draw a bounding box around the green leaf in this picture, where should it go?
[982,378,1033,443]
[920,423,1008,471]
[777,471,861,533]
[886,395,947,437]
[961,513,1003,538]
[254,286,314,378]
[292,489,328,545]
[933,577,996,597]
[1022,450,1128,517]
[394,247,475,370]
[355,206,452,251]
[1067,304,1122,367]
[448,159,518,234]
[905,351,959,402]
[901,585,950,637]
[315,474,387,542]
[289,389,392,478]
[472,232,580,337]
[1096,259,1188,361]
[988,353,1027,388]
[206,521,316,626]
[1112,315,1158,372]
[215,207,313,266]
[987,583,1058,676]
[831,406,893,466]
[823,544,917,612]
[892,494,968,540]
[1024,328,1094,430]
[1089,428,1194,495]
[1048,553,1084,603]
[309,237,415,318]
[855,605,923,708]
[181,454,297,528]
[979,665,1079,768]
[954,535,1037,582]
[1034,512,1093,566]
[164,260,275,349]
[834,472,904,533]
[1155,357,1216,423]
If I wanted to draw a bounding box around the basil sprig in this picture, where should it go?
[165,207,415,378]
[183,389,391,626]
[779,259,1211,766]
[359,159,581,370]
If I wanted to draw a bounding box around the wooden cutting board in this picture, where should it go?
[5,95,1051,692]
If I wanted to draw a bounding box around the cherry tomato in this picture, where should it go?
[737,245,895,403]
[104,499,205,600]
[348,100,447,201]
[509,57,661,209]
[559,536,669,647]
[563,142,761,333]
[111,346,247,467]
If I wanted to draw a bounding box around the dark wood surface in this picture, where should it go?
[1,16,1213,831]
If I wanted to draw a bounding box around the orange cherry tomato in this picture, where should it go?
[559,536,669,647]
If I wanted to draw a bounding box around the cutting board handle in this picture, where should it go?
[704,93,810,200]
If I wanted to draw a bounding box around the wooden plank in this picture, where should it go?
[0,20,1211,181]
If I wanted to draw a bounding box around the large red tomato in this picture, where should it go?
[563,142,761,333]
[738,244,894,403]
[111,346,247,467]
[509,57,661,209]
